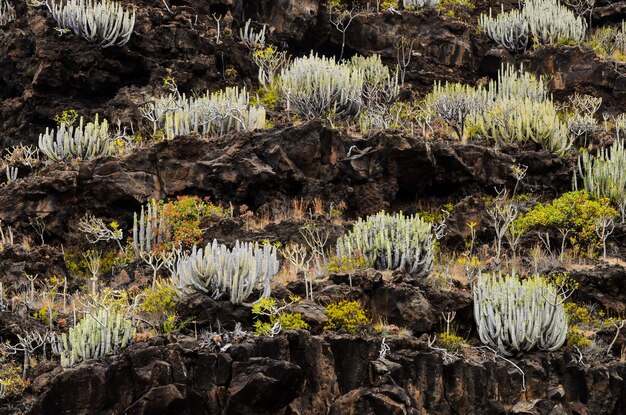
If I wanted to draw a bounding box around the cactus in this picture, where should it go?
[141,87,266,140]
[577,140,626,222]
[171,239,279,305]
[278,53,364,119]
[350,54,399,112]
[38,115,114,161]
[132,199,169,256]
[468,65,572,155]
[479,5,529,52]
[46,0,136,47]
[57,307,136,367]
[239,19,266,50]
[523,0,586,45]
[403,0,438,9]
[471,97,572,155]
[336,211,434,277]
[479,0,586,50]
[473,273,568,355]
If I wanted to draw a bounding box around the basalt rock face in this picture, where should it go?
[0,122,571,243]
[22,330,626,415]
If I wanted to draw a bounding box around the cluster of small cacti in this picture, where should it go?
[171,239,279,305]
[278,53,398,120]
[132,199,169,256]
[56,307,136,368]
[46,0,136,47]
[577,139,626,221]
[524,0,586,45]
[473,273,568,355]
[403,0,438,9]
[480,0,586,51]
[479,5,528,52]
[0,0,15,26]
[142,87,266,140]
[279,53,364,119]
[336,211,434,277]
[468,65,572,155]
[38,115,114,161]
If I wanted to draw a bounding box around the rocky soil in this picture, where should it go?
[1,0,626,414]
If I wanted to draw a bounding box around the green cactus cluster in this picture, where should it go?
[58,307,136,368]
[171,239,279,305]
[577,139,626,221]
[278,53,398,120]
[468,65,572,155]
[336,211,434,277]
[47,0,136,48]
[142,86,266,140]
[473,273,568,356]
[38,115,114,161]
[480,0,586,52]
[132,199,169,256]
[479,5,528,52]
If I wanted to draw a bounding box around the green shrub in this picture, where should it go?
[515,191,617,254]
[566,325,591,349]
[141,279,179,332]
[324,300,369,334]
[438,332,464,352]
[324,254,374,274]
[0,356,29,399]
[252,297,309,336]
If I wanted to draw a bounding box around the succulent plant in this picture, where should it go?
[473,273,568,355]
[279,53,364,119]
[171,239,279,305]
[46,0,136,47]
[56,307,136,368]
[480,0,586,51]
[479,5,529,52]
[133,199,169,256]
[424,81,488,141]
[523,0,587,45]
[336,211,434,277]
[577,139,626,222]
[469,65,572,155]
[403,0,438,9]
[141,87,266,140]
[38,115,114,161]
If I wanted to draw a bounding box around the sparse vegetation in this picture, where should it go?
[46,0,136,47]
[3,1,626,410]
